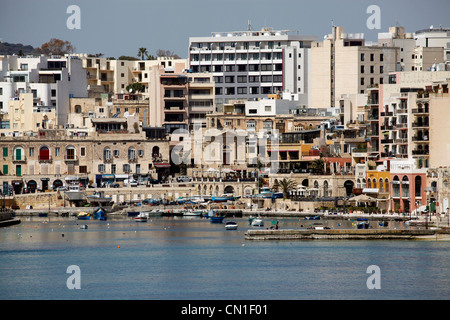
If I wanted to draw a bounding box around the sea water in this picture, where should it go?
[1,216,449,300]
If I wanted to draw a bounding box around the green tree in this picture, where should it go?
[273,178,297,199]
[126,82,145,94]
[308,158,326,174]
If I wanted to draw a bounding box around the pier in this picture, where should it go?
[245,228,450,241]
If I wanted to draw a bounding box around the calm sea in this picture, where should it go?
[1,216,449,300]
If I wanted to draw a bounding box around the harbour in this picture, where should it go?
[1,214,450,300]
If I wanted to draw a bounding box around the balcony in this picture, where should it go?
[380,112,393,117]
[412,136,429,142]
[380,124,394,130]
[38,155,53,163]
[64,155,78,162]
[412,122,429,128]
[411,108,429,114]
[412,149,429,156]
[395,123,408,129]
[381,138,393,144]
[394,138,408,144]
[12,155,27,163]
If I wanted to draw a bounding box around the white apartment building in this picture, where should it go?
[0,54,88,126]
[188,27,317,108]
[414,26,450,66]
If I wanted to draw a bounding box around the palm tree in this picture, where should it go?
[273,178,297,199]
[308,158,325,174]
[137,47,148,60]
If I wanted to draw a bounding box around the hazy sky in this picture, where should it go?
[1,0,449,59]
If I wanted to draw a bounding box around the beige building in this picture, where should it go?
[311,26,397,110]
[2,93,58,133]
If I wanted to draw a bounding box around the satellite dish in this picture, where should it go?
[129,88,133,93]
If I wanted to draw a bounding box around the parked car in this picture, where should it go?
[176,175,192,182]
[148,179,160,184]
[109,183,120,188]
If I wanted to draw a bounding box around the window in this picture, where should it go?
[79,166,87,174]
[55,147,60,157]
[128,148,136,160]
[370,53,374,61]
[380,54,384,61]
[104,147,112,160]
[265,106,272,112]
[237,75,247,83]
[29,147,34,157]
[2,164,8,175]
[123,164,131,173]
[225,76,234,83]
[2,147,8,157]
[80,147,86,157]
[361,65,365,73]
[98,164,105,172]
[249,109,257,114]
[237,87,247,94]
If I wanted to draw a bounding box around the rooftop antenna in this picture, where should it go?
[247,19,252,31]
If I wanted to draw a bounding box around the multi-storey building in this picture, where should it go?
[311,26,398,110]
[0,121,170,195]
[0,54,88,125]
[188,27,317,108]
[414,26,450,67]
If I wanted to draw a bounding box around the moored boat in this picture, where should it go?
[252,218,264,227]
[225,221,238,230]
[135,213,148,222]
[210,215,224,223]
[77,212,90,220]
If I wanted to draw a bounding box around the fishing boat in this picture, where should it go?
[210,215,224,223]
[305,215,321,220]
[183,209,203,216]
[77,212,90,220]
[135,213,148,222]
[225,221,238,230]
[93,207,107,220]
[127,211,140,217]
[211,194,238,202]
[252,218,264,227]
[86,191,113,206]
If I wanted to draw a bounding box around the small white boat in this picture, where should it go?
[225,221,238,230]
[135,213,148,222]
[183,209,203,216]
[252,218,264,227]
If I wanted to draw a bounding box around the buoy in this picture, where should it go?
[118,245,120,248]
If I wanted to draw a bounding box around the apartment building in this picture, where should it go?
[189,27,317,108]
[75,54,188,98]
[311,26,397,110]
[0,54,88,125]
[414,26,450,67]
[378,26,445,72]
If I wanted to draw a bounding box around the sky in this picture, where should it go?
[1,0,449,59]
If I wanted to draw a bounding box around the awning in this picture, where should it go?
[362,188,379,193]
[102,174,115,179]
[154,163,171,168]
[65,176,79,181]
[114,174,129,179]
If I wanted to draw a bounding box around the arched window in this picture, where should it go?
[104,147,112,160]
[393,176,400,197]
[128,147,136,160]
[415,176,421,197]
[402,176,409,198]
[39,146,50,161]
[323,180,328,197]
[379,178,384,192]
[385,178,389,193]
[65,146,76,160]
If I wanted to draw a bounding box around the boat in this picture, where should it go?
[93,207,107,220]
[305,215,321,220]
[357,221,370,229]
[127,211,140,217]
[210,215,224,223]
[183,209,203,216]
[80,224,88,229]
[77,212,90,220]
[38,212,48,217]
[211,194,239,202]
[135,213,148,222]
[86,191,113,206]
[252,218,264,227]
[225,221,238,230]
[379,221,389,227]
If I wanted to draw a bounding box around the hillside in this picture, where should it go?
[0,41,40,56]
